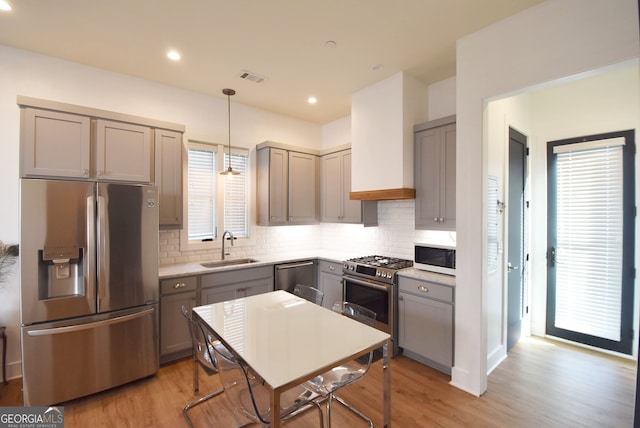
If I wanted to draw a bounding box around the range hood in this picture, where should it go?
[350,72,428,201]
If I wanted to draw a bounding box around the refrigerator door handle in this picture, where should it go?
[96,191,107,308]
[87,193,97,307]
[26,307,155,337]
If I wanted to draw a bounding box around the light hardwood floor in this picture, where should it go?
[0,336,636,427]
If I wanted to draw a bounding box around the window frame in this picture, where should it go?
[179,139,250,253]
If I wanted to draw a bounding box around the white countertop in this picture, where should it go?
[397,267,456,286]
[158,250,358,279]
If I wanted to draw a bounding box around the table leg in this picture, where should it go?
[270,388,281,428]
[383,339,390,428]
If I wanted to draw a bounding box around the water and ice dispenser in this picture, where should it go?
[38,246,84,299]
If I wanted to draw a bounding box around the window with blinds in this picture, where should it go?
[552,137,624,342]
[188,146,217,241]
[186,142,249,242]
[223,153,248,238]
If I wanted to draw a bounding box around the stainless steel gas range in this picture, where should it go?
[342,255,413,356]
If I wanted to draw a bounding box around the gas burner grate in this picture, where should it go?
[347,255,413,270]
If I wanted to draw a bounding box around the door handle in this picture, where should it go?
[507,263,519,272]
[548,247,556,267]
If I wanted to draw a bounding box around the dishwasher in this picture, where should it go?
[274,260,317,293]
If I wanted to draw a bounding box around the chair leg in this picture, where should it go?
[193,354,199,396]
[326,393,334,428]
[183,387,225,428]
[333,395,374,428]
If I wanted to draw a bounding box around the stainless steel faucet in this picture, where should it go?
[221,230,235,260]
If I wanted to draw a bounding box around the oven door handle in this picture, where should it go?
[343,276,390,291]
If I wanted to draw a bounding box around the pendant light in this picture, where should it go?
[220,88,240,176]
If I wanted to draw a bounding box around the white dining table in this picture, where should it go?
[192,290,391,428]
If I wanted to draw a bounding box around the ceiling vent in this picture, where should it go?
[238,70,265,84]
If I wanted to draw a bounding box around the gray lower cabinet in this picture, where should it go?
[398,276,454,374]
[414,117,456,230]
[200,266,273,305]
[160,275,197,363]
[317,260,343,309]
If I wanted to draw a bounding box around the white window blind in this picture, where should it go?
[188,146,217,241]
[223,152,248,238]
[553,139,624,341]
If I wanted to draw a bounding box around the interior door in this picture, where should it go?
[546,130,635,355]
[507,128,527,351]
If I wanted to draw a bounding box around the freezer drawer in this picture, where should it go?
[21,305,159,406]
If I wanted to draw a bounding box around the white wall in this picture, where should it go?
[455,0,639,396]
[428,76,456,121]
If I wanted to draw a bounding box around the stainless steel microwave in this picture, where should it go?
[414,243,456,275]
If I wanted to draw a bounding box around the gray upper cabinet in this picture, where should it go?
[155,129,183,229]
[415,117,456,230]
[321,149,362,223]
[95,119,152,183]
[288,151,319,224]
[21,108,91,179]
[19,97,185,185]
[257,143,319,226]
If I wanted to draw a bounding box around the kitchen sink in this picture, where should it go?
[200,258,258,268]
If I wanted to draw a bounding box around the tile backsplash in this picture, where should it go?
[159,200,455,265]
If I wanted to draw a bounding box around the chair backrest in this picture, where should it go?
[331,301,377,327]
[181,306,216,371]
[210,340,271,425]
[293,284,324,305]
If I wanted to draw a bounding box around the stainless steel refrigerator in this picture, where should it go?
[20,179,159,406]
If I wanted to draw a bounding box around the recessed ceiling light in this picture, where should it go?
[307,97,317,104]
[324,40,337,48]
[0,1,12,11]
[372,64,384,72]
[167,50,181,61]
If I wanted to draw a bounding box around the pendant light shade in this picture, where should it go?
[220,88,240,176]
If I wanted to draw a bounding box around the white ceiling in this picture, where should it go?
[0,0,544,124]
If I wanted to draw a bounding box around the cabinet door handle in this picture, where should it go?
[433,217,439,222]
[174,282,187,289]
[329,265,335,271]
[439,217,444,223]
[418,285,429,293]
